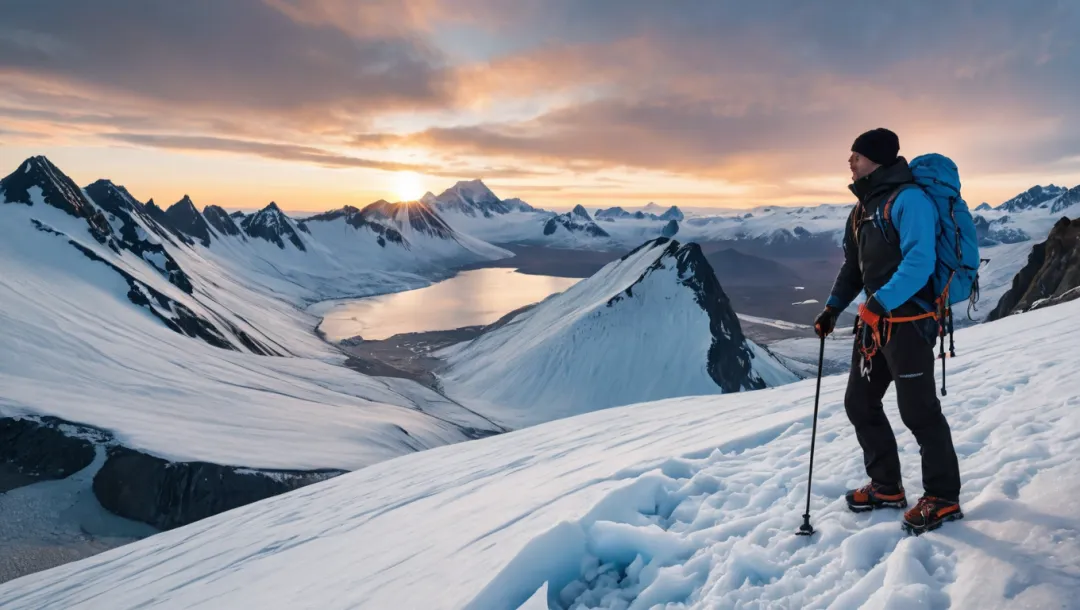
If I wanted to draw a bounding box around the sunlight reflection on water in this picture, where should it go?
[314,268,580,341]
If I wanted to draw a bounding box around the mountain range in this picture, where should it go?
[2,153,1080,596]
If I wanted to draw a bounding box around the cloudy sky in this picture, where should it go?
[1,0,1078,211]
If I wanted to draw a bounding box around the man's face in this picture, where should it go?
[848,152,879,181]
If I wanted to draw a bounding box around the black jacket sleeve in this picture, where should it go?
[826,208,863,311]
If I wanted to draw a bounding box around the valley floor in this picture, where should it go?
[2,300,1077,609]
[0,448,156,584]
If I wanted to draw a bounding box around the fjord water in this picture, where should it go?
[311,268,580,342]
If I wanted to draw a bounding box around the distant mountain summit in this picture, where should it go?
[659,205,684,221]
[594,204,683,222]
[998,185,1068,212]
[242,202,307,250]
[571,204,592,220]
[433,179,509,217]
[543,206,610,239]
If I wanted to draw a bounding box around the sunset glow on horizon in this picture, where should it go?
[2,1,1079,213]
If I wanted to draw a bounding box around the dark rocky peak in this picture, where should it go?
[975,202,993,211]
[659,205,684,221]
[633,211,649,219]
[165,195,213,247]
[661,218,679,237]
[608,238,768,393]
[229,210,246,219]
[989,216,1080,320]
[203,205,242,237]
[571,204,593,221]
[84,179,144,217]
[1,156,112,241]
[241,202,306,250]
[998,184,1068,212]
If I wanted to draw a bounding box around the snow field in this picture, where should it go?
[3,300,1078,608]
[474,303,1080,609]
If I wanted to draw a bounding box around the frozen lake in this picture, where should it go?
[311,268,581,342]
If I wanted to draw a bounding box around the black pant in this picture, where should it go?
[845,320,961,501]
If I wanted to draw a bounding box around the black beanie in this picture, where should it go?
[851,128,899,166]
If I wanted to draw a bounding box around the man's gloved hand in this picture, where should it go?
[814,306,839,338]
[857,294,888,329]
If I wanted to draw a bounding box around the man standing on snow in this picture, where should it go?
[813,128,963,533]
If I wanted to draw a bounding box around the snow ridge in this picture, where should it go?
[440,238,795,426]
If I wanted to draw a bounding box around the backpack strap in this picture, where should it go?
[882,184,919,226]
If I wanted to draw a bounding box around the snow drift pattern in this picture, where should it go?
[4,299,1079,609]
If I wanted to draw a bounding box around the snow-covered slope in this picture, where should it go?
[4,298,1078,609]
[439,238,796,426]
[0,157,506,473]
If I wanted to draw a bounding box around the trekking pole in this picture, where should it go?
[797,334,826,537]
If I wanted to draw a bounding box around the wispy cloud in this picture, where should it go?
[2,0,1078,207]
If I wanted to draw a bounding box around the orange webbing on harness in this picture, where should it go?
[858,276,954,363]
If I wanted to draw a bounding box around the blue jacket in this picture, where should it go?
[827,158,938,315]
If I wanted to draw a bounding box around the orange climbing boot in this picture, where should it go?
[902,496,963,535]
[845,481,907,512]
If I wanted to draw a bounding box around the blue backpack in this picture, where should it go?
[884,153,981,312]
[882,154,981,395]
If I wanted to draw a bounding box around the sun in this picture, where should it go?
[394,171,426,202]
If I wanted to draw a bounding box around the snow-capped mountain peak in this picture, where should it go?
[0,155,112,240]
[433,179,509,218]
[242,201,307,250]
[420,191,438,206]
[1050,185,1080,214]
[440,237,795,425]
[543,207,611,240]
[998,184,1068,212]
